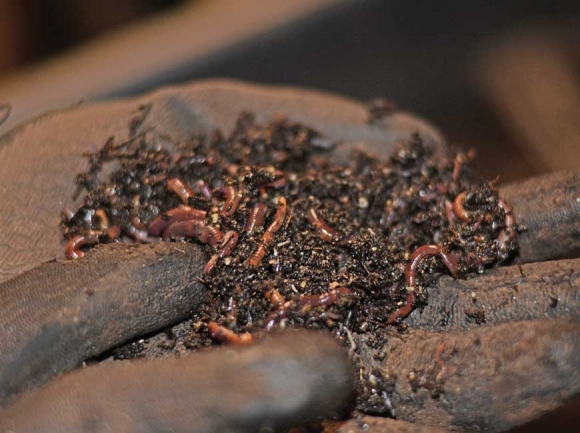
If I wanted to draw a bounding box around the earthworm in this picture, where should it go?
[264,304,291,331]
[167,178,195,204]
[65,234,99,260]
[203,231,239,274]
[386,292,417,325]
[162,220,223,246]
[452,192,471,221]
[219,230,240,257]
[387,245,460,323]
[207,322,253,345]
[246,245,268,269]
[247,197,287,267]
[244,203,268,235]
[299,287,353,308]
[203,254,219,275]
[306,208,343,243]
[265,288,286,308]
[218,186,243,216]
[148,206,207,237]
[264,288,353,330]
[263,197,287,243]
[192,223,224,247]
[406,244,460,289]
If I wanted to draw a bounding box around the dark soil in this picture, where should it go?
[61,112,518,414]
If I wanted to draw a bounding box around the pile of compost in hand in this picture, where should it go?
[61,112,518,414]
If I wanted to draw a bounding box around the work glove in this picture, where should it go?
[0,80,578,432]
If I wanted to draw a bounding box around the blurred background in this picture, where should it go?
[0,0,579,430]
[1,0,580,182]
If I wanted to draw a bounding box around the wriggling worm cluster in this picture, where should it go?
[61,113,518,352]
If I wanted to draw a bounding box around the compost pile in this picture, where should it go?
[61,112,517,413]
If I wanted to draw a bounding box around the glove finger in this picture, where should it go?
[355,320,580,432]
[0,242,205,407]
[407,257,580,331]
[499,169,580,263]
[0,331,355,433]
[0,80,444,283]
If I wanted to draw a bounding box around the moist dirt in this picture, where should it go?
[62,112,518,416]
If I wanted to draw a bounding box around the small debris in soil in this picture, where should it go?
[61,112,518,414]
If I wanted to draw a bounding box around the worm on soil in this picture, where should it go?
[244,203,268,235]
[247,197,287,267]
[218,186,244,216]
[452,192,471,221]
[386,292,417,325]
[406,244,459,289]
[65,234,99,260]
[306,208,343,243]
[388,245,459,325]
[265,288,286,308]
[299,287,353,308]
[207,322,253,345]
[203,231,240,274]
[167,178,195,204]
[148,206,207,237]
[162,220,223,246]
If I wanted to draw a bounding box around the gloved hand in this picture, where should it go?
[0,80,578,433]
